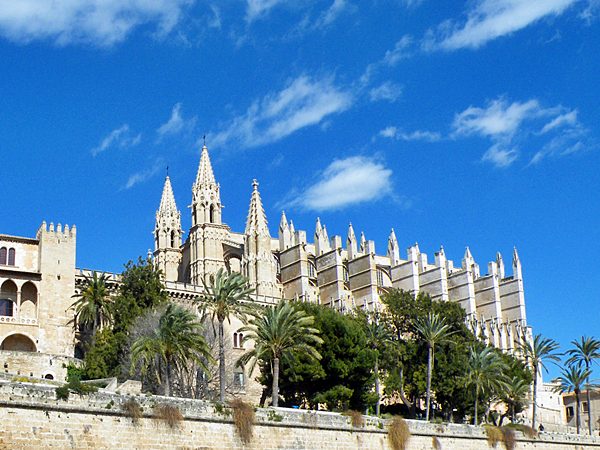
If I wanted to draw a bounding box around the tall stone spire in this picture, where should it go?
[496,252,505,279]
[245,179,270,236]
[154,176,183,282]
[191,144,222,226]
[278,211,292,250]
[347,223,358,259]
[360,232,367,253]
[387,228,400,265]
[512,247,522,279]
[244,179,278,297]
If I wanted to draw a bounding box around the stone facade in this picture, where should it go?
[1,381,599,450]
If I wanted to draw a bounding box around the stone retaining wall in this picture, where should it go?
[0,381,598,449]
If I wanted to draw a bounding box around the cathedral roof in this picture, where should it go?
[158,176,178,214]
[195,145,217,188]
[245,179,269,236]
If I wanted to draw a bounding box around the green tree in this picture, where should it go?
[501,375,531,423]
[553,365,592,434]
[464,346,507,425]
[71,271,113,335]
[195,268,254,403]
[566,336,600,435]
[130,304,212,397]
[414,312,455,421]
[519,334,560,430]
[237,301,323,407]
[362,312,392,416]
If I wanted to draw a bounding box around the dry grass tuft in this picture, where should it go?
[153,403,183,429]
[229,398,255,444]
[501,427,516,450]
[388,416,410,450]
[122,398,143,425]
[517,424,538,439]
[484,425,503,448]
[432,436,442,449]
[346,410,365,428]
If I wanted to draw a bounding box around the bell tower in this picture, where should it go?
[188,145,229,285]
[153,175,183,282]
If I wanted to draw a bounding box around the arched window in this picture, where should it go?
[308,259,317,279]
[209,204,215,223]
[170,230,176,248]
[0,299,13,316]
[8,248,15,266]
[0,334,36,352]
[0,247,6,265]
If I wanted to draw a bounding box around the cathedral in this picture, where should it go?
[0,144,531,384]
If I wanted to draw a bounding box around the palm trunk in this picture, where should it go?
[219,319,225,403]
[272,357,280,407]
[474,384,479,425]
[398,366,413,409]
[576,391,581,434]
[425,345,433,421]
[164,358,171,397]
[374,355,381,416]
[532,367,538,430]
[586,365,593,435]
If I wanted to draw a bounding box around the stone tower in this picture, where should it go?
[188,145,228,284]
[243,180,279,298]
[153,175,183,282]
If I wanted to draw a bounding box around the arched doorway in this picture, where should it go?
[1,334,37,352]
[20,282,38,319]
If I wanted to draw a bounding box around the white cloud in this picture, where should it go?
[246,0,283,22]
[157,103,197,139]
[287,156,393,211]
[0,0,192,46]
[91,124,141,156]
[379,126,441,142]
[315,0,349,29]
[211,75,352,149]
[452,97,587,167]
[383,35,413,66]
[453,98,543,138]
[482,144,518,168]
[429,0,577,51]
[369,81,403,103]
[124,160,163,189]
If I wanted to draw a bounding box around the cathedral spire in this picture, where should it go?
[195,144,217,188]
[279,211,292,250]
[245,179,269,236]
[158,175,178,214]
[387,228,400,265]
[512,247,522,279]
[347,223,357,259]
[496,252,505,279]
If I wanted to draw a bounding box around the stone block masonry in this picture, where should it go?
[0,381,598,449]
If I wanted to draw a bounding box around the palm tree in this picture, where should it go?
[237,301,323,407]
[195,268,254,403]
[501,375,531,423]
[71,271,112,335]
[464,346,507,425]
[364,312,393,416]
[566,336,600,435]
[519,334,561,430]
[553,365,592,434]
[414,312,455,421]
[130,303,212,397]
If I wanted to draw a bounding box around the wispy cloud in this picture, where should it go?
[361,35,413,86]
[211,75,352,149]
[426,0,577,51]
[91,124,141,157]
[246,0,283,22]
[124,159,164,190]
[314,0,349,29]
[452,97,588,167]
[0,0,192,46]
[369,81,403,103]
[284,156,393,211]
[157,103,197,140]
[379,126,441,142]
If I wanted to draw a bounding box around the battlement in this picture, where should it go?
[36,221,76,240]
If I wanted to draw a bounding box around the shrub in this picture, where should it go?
[501,427,516,450]
[55,385,70,401]
[484,425,503,448]
[388,416,410,450]
[54,378,97,401]
[153,404,183,429]
[345,410,364,428]
[505,423,537,439]
[123,398,143,425]
[229,399,255,444]
[432,436,442,450]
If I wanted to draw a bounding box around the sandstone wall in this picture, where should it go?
[0,381,598,450]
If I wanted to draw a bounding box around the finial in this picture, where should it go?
[252,179,259,190]
[166,165,169,177]
[203,134,207,147]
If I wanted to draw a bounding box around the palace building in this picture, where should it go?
[0,145,531,384]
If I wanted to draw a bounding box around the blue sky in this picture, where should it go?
[0,0,598,373]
